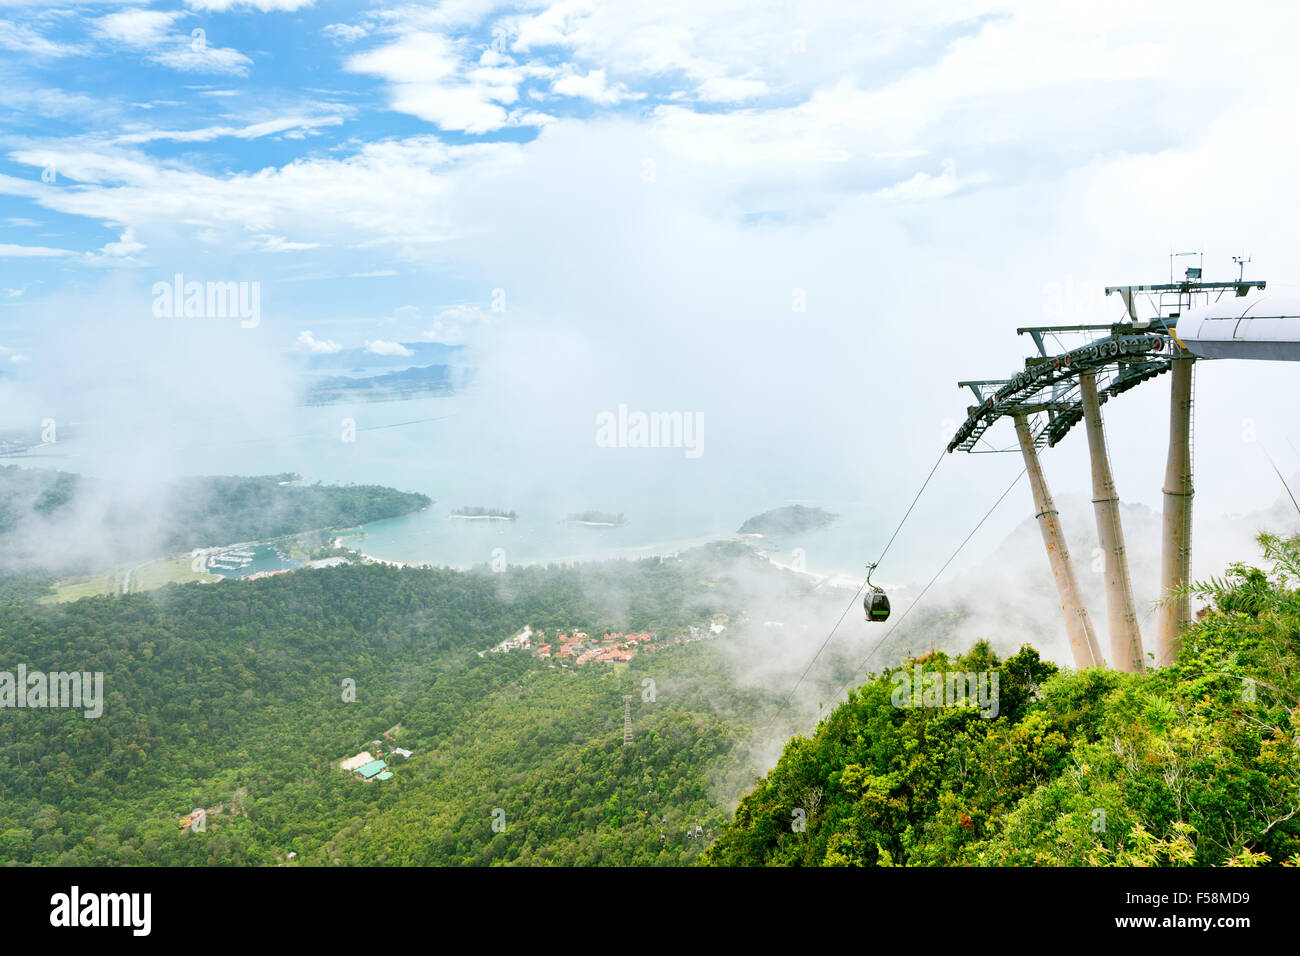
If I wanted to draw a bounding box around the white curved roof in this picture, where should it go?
[1175,294,1300,360]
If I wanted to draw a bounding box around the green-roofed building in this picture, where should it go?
[376,771,394,781]
[355,759,387,779]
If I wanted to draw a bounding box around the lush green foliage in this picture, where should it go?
[6,502,1295,868]
[326,643,762,865]
[450,506,517,518]
[0,552,771,865]
[704,533,1300,867]
[160,475,430,550]
[737,505,836,536]
[0,466,78,536]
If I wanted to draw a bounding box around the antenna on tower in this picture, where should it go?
[1233,255,1251,282]
[1170,249,1201,309]
[1170,249,1200,279]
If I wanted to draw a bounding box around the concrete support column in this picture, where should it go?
[1079,371,1145,672]
[1157,357,1195,667]
[1013,413,1103,670]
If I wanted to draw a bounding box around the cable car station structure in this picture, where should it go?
[946,266,1276,673]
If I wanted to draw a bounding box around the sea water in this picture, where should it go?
[7,390,951,583]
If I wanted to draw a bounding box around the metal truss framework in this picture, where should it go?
[948,279,1264,456]
[946,275,1266,672]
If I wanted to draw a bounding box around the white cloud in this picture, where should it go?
[422,303,490,344]
[151,44,254,75]
[346,31,461,85]
[323,23,368,43]
[0,134,505,256]
[94,9,180,47]
[867,158,978,203]
[94,7,253,75]
[186,0,315,10]
[365,339,413,356]
[254,234,320,252]
[296,330,342,353]
[345,29,551,133]
[0,86,101,121]
[509,0,592,52]
[115,114,345,144]
[0,18,84,56]
[0,243,75,257]
[695,76,767,103]
[100,227,144,257]
[2,0,1300,568]
[0,0,1288,278]
[551,68,640,105]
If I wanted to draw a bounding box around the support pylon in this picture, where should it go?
[1013,413,1103,669]
[1156,356,1194,667]
[622,695,633,746]
[1078,371,1144,672]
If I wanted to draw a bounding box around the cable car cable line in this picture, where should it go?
[762,447,948,727]
[828,465,1027,707]
[870,447,949,570]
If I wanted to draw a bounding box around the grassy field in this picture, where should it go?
[42,557,215,603]
[35,529,355,605]
[41,574,122,604]
[132,557,214,591]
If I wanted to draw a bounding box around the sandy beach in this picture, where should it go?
[763,553,870,593]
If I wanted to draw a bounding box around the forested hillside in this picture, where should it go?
[160,474,429,550]
[6,521,1295,868]
[704,533,1300,867]
[0,550,782,865]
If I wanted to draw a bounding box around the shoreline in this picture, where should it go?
[343,531,871,588]
[353,548,412,569]
[346,528,731,571]
[762,553,870,592]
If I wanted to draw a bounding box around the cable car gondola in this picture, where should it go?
[864,562,890,622]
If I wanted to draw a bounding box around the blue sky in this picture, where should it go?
[0,0,1298,533]
[0,0,1232,352]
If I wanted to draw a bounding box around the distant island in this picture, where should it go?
[737,505,837,536]
[451,506,517,520]
[303,364,463,406]
[566,511,627,527]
